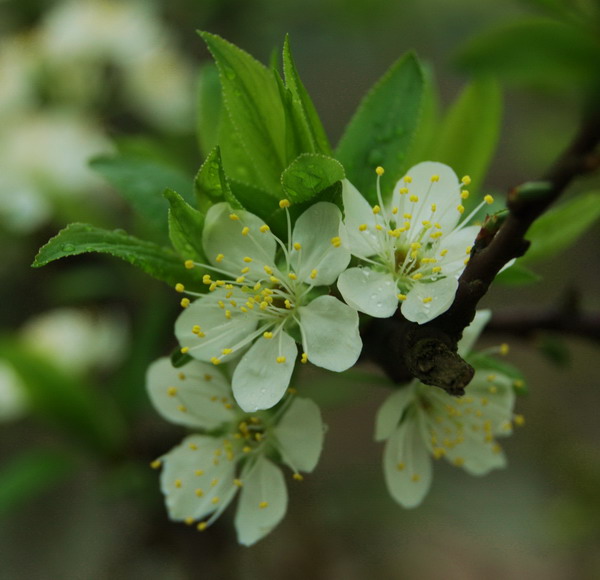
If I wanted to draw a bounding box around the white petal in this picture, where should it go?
[175,294,258,362]
[234,456,288,546]
[202,202,277,279]
[337,267,398,318]
[340,179,381,258]
[146,357,235,430]
[391,161,461,239]
[457,310,491,357]
[273,397,324,473]
[444,435,507,476]
[401,276,459,324]
[437,225,480,277]
[159,434,237,522]
[290,202,350,285]
[232,331,297,412]
[465,371,515,433]
[298,295,362,372]
[383,412,433,508]
[375,385,416,442]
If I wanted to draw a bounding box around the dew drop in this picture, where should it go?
[61,243,75,252]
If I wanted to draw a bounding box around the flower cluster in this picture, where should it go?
[176,200,361,412]
[147,356,324,546]
[338,161,492,324]
[374,311,523,508]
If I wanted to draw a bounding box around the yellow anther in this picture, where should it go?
[178,372,186,380]
[330,236,341,247]
[241,226,250,236]
[202,274,212,284]
[221,348,233,355]
[375,224,383,231]
[301,352,308,364]
[375,166,385,176]
[461,190,469,199]
[229,213,239,221]
[174,479,182,488]
[464,257,470,265]
[396,462,405,471]
[432,266,442,273]
[210,357,221,365]
[175,283,185,293]
[453,457,465,467]
[259,224,270,233]
[197,522,208,531]
[422,297,433,304]
[233,479,243,487]
[461,175,471,185]
[177,404,187,413]
[269,276,279,283]
[263,265,273,275]
[217,300,225,309]
[310,269,318,279]
[236,276,245,283]
[431,203,437,212]
[259,301,268,310]
[263,331,273,339]
[392,207,398,214]
[358,224,367,232]
[514,379,525,390]
[431,174,440,182]
[288,272,297,280]
[403,175,412,184]
[276,356,286,364]
[225,310,232,319]
[279,199,291,209]
[184,260,195,269]
[253,281,261,291]
[432,448,446,459]
[243,446,252,453]
[411,473,421,482]
[195,469,204,476]
[410,242,421,250]
[241,266,250,274]
[180,347,189,354]
[372,205,381,214]
[500,343,510,356]
[195,489,204,497]
[409,195,419,203]
[215,253,224,263]
[484,194,494,205]
[150,459,161,469]
[403,213,412,220]
[440,249,448,257]
[422,220,431,227]
[167,386,177,397]
[457,204,465,214]
[293,242,302,251]
[258,501,269,509]
[399,187,409,194]
[211,497,220,505]
[411,273,423,280]
[293,473,304,481]
[514,414,525,426]
[284,299,292,309]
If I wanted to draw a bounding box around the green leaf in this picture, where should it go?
[197,62,223,158]
[199,31,287,195]
[164,189,206,262]
[32,223,201,288]
[335,52,425,204]
[495,263,542,285]
[519,191,600,264]
[431,78,502,196]
[194,147,241,211]
[455,19,600,91]
[283,36,332,156]
[0,341,125,454]
[90,154,193,237]
[281,154,345,203]
[0,450,75,517]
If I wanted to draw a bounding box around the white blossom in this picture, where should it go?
[338,161,494,324]
[175,200,362,412]
[146,357,324,546]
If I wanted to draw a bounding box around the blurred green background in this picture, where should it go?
[1,0,599,578]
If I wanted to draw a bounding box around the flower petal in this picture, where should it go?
[273,397,324,473]
[340,179,381,259]
[159,434,237,522]
[234,456,288,546]
[437,225,480,277]
[383,411,433,508]
[146,357,235,430]
[337,267,398,318]
[290,202,350,285]
[298,295,362,371]
[443,434,507,476]
[375,385,416,442]
[466,371,515,433]
[202,202,277,279]
[175,294,258,362]
[457,310,491,357]
[401,276,458,324]
[392,161,462,240]
[232,330,297,412]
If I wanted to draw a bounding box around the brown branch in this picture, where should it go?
[364,109,600,393]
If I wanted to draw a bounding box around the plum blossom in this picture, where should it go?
[147,356,325,546]
[374,311,523,508]
[175,200,361,412]
[338,161,495,324]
